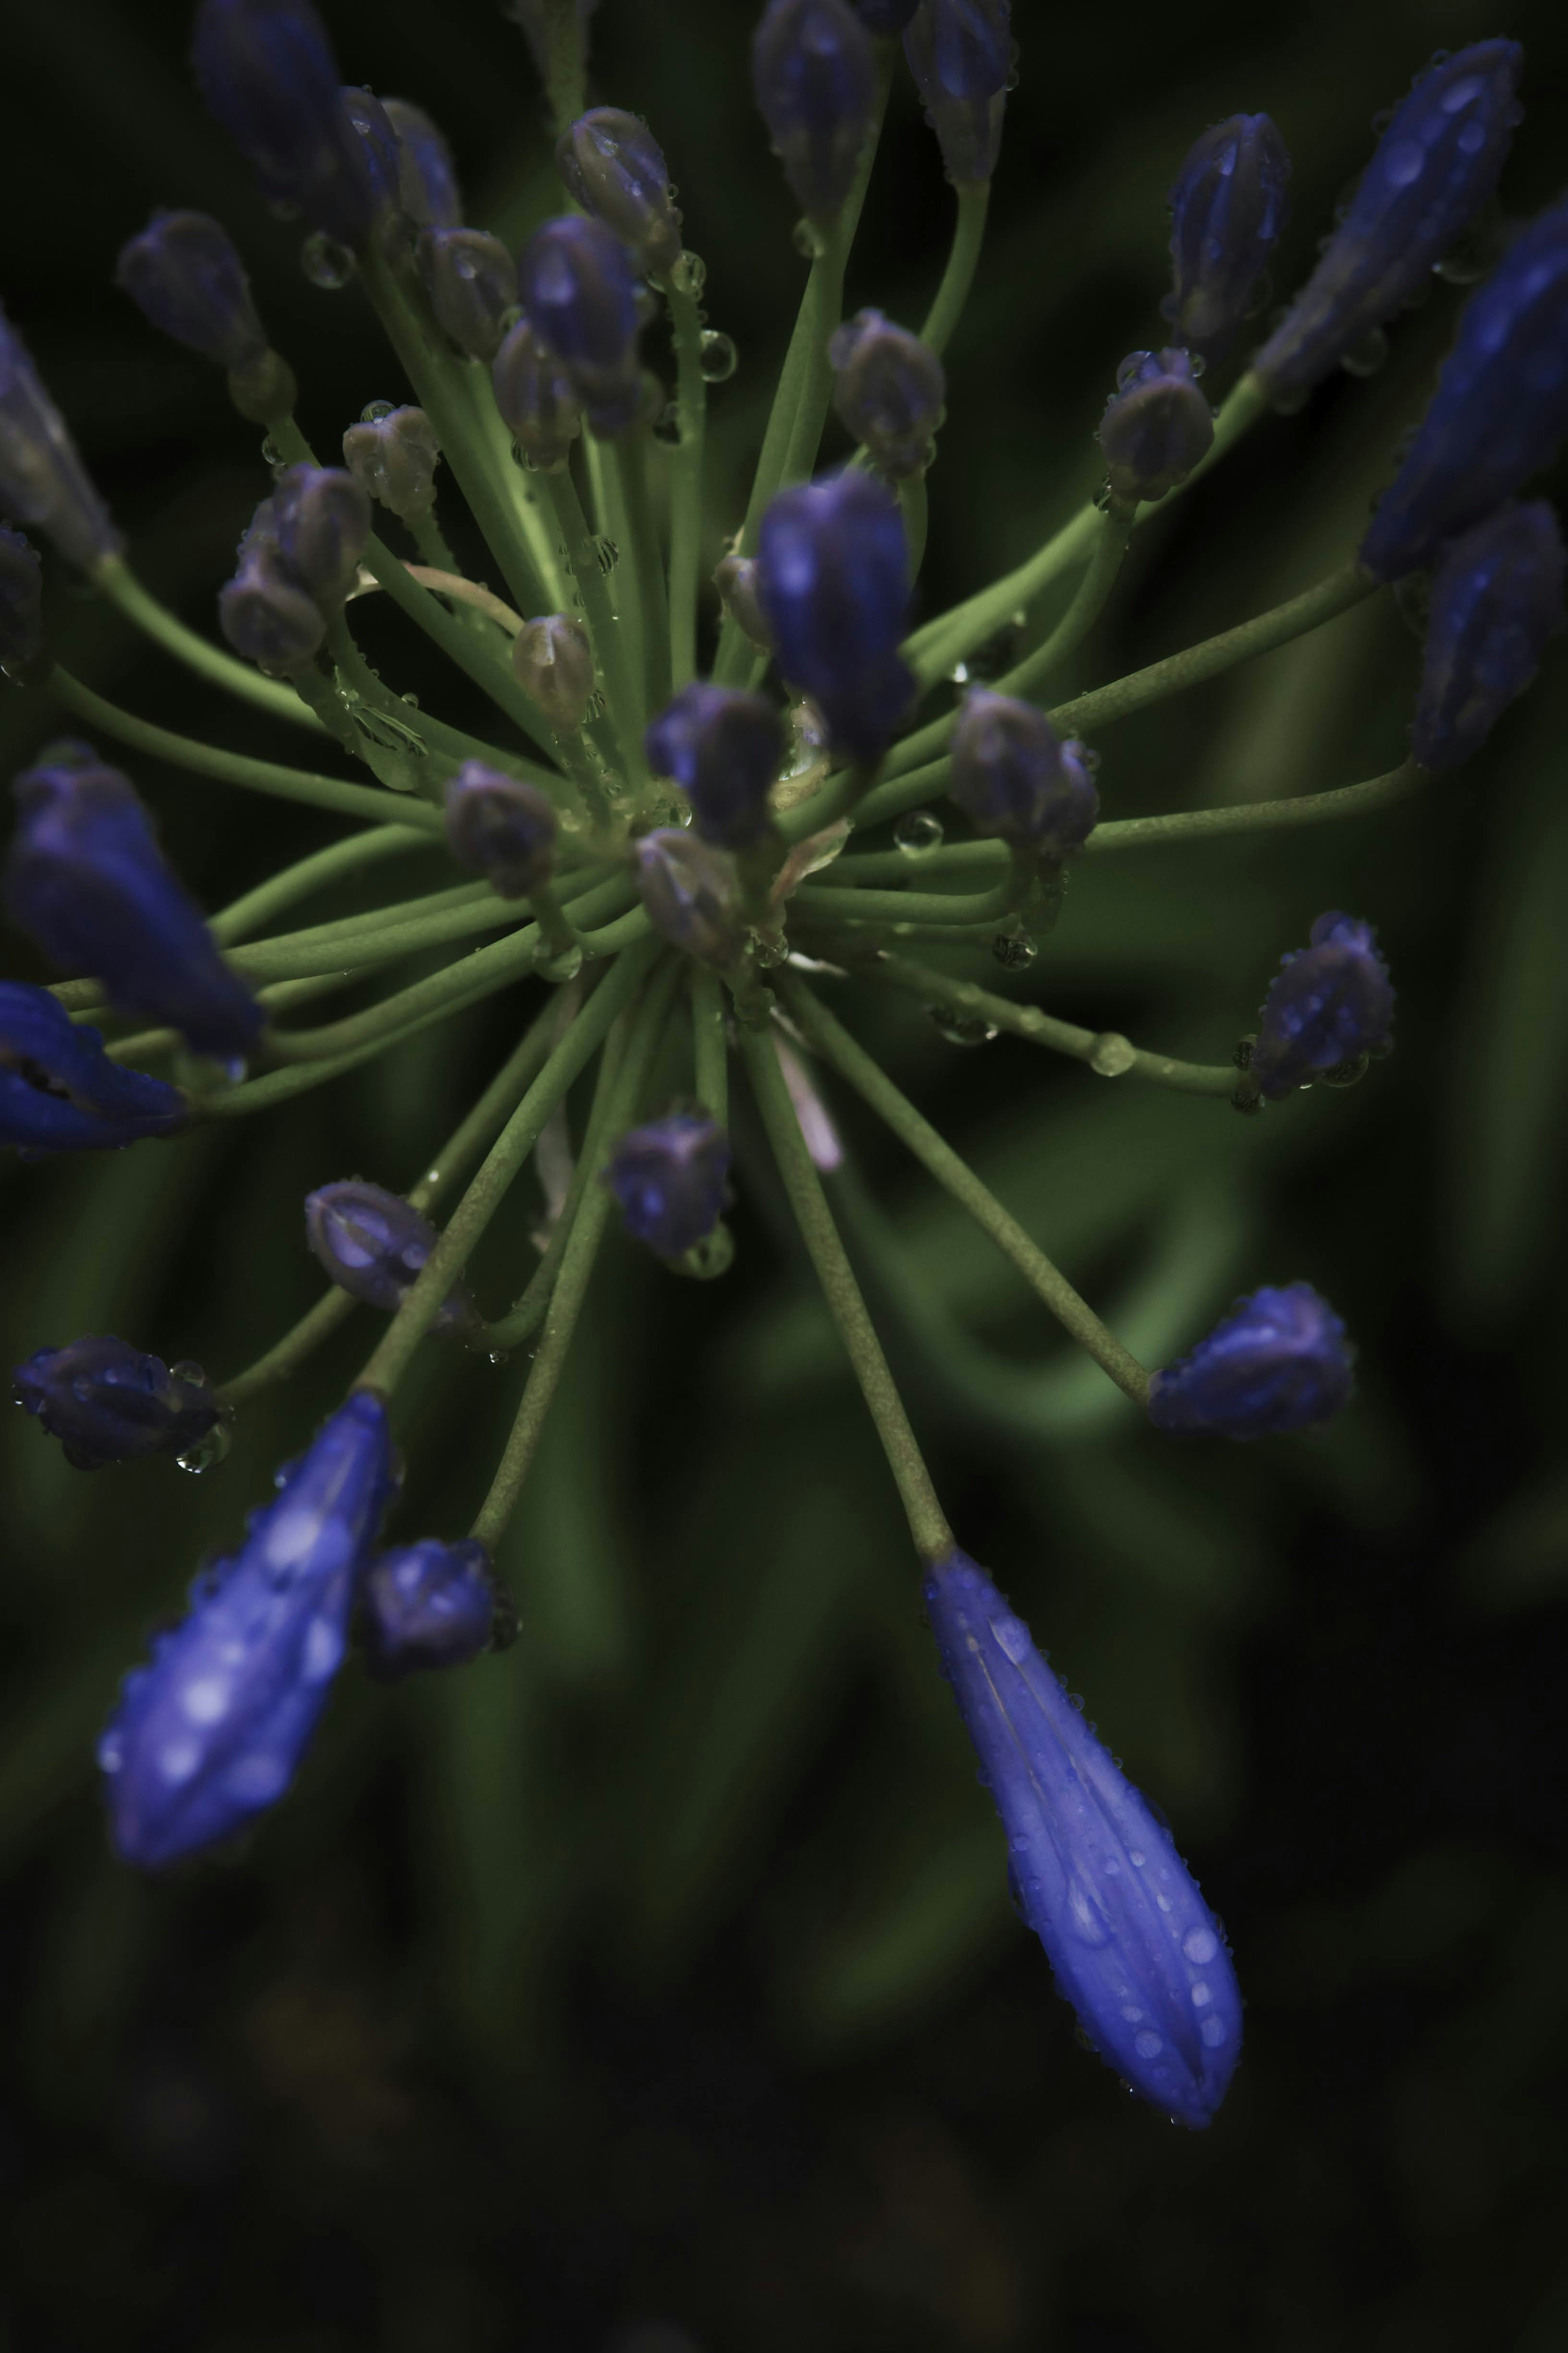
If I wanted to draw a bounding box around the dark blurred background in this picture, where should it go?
[3,2,1568,2346]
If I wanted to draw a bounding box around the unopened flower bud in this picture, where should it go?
[492,317,584,470]
[382,96,462,228]
[605,1112,732,1257]
[416,226,518,362]
[0,981,187,1155]
[949,690,1098,855]
[714,552,774,652]
[1413,502,1566,772]
[829,309,945,477]
[511,612,595,730]
[115,210,270,373]
[270,463,371,606]
[360,1539,501,1678]
[13,1336,221,1471]
[1149,1283,1354,1439]
[756,470,914,760]
[633,828,744,966]
[646,683,785,850]
[0,525,44,675]
[556,107,683,278]
[1250,911,1394,1099]
[219,539,326,675]
[341,404,440,519]
[443,761,558,898]
[192,0,382,249]
[339,86,403,226]
[517,215,643,435]
[0,311,120,573]
[753,0,878,224]
[1098,349,1213,504]
[305,1179,479,1333]
[903,0,1013,186]
[1162,114,1290,363]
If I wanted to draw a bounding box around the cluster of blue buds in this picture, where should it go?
[605,1113,732,1259]
[1247,911,1394,1100]
[192,0,390,254]
[13,1336,223,1471]
[757,469,913,758]
[948,691,1098,857]
[646,683,785,850]
[1149,1284,1355,1440]
[753,0,879,225]
[1163,114,1290,364]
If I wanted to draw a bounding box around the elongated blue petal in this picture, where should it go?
[0,980,187,1155]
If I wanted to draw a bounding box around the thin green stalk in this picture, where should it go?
[919,183,991,359]
[107,970,365,1064]
[615,428,671,714]
[234,888,526,986]
[480,1013,630,1353]
[537,461,646,785]
[909,494,1135,700]
[739,1018,953,1561]
[665,268,708,689]
[202,1007,457,1114]
[218,1291,356,1408]
[455,361,573,612]
[91,557,325,732]
[583,434,641,705]
[1086,758,1427,851]
[691,968,728,1128]
[211,825,438,945]
[793,877,1014,926]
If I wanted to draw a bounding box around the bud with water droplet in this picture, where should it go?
[219,529,326,675]
[604,1111,732,1258]
[270,462,372,607]
[305,1179,481,1334]
[556,106,684,277]
[511,612,595,730]
[360,1538,501,1678]
[714,552,774,652]
[0,310,121,573]
[755,469,915,760]
[1412,500,1566,770]
[0,524,43,677]
[1162,113,1291,363]
[1149,1282,1354,1438]
[492,317,583,470]
[949,689,1099,855]
[342,404,440,519]
[829,308,946,477]
[444,760,559,898]
[0,980,187,1156]
[646,682,785,849]
[382,96,463,228]
[752,0,878,224]
[903,0,1013,186]
[1098,348,1213,504]
[13,1335,223,1471]
[192,0,390,249]
[517,214,643,435]
[416,226,518,361]
[633,828,745,966]
[1249,910,1393,1099]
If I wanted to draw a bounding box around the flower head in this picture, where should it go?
[0,310,120,573]
[416,227,519,363]
[1162,113,1290,363]
[0,524,44,676]
[753,0,878,224]
[829,309,946,479]
[1413,501,1566,772]
[360,1539,501,1679]
[949,690,1099,854]
[511,614,596,730]
[1149,1282,1354,1439]
[903,0,1013,186]
[13,1336,221,1471]
[645,683,785,850]
[444,762,559,899]
[557,107,684,278]
[1250,910,1394,1098]
[115,210,270,374]
[0,982,187,1156]
[756,470,914,761]
[342,405,441,520]
[305,1179,479,1334]
[1098,349,1213,505]
[605,1113,732,1258]
[382,96,463,228]
[517,215,643,436]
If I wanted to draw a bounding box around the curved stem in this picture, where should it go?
[537,461,646,787]
[479,1013,628,1355]
[919,183,991,360]
[1086,757,1427,852]
[793,878,1014,927]
[210,825,439,946]
[691,968,729,1127]
[91,557,325,732]
[665,268,708,690]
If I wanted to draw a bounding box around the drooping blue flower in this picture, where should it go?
[633,830,745,966]
[517,215,643,436]
[4,750,263,1066]
[0,524,44,675]
[492,317,584,471]
[1412,501,1566,771]
[1098,348,1214,504]
[1250,910,1394,1098]
[304,1180,480,1334]
[1148,1283,1354,1438]
[924,1549,1243,2126]
[828,309,946,478]
[13,1336,222,1471]
[645,683,785,850]
[341,405,441,520]
[269,463,372,608]
[382,96,463,228]
[98,1391,399,1869]
[557,108,684,278]
[0,982,187,1155]
[752,0,878,224]
[903,0,1013,185]
[948,690,1099,854]
[1162,113,1291,363]
[360,1539,500,1678]
[416,227,519,363]
[1360,195,1568,581]
[1255,41,1523,406]
[443,762,559,898]
[605,1113,732,1257]
[115,211,270,374]
[755,469,914,761]
[191,0,383,249]
[0,310,121,574]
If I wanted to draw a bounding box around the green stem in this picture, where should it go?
[107,969,366,1064]
[665,269,708,689]
[479,1014,629,1354]
[210,825,439,945]
[919,183,991,359]
[584,434,642,708]
[691,968,729,1128]
[911,494,1135,702]
[616,427,672,715]
[91,556,325,732]
[457,361,574,613]
[235,888,526,986]
[793,878,1014,926]
[218,1291,356,1409]
[1086,758,1427,852]
[537,462,646,786]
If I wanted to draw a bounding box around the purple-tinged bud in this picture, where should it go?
[98,1391,397,1869]
[270,463,371,607]
[851,0,919,29]
[557,107,684,278]
[192,0,379,249]
[1149,1282,1354,1439]
[0,982,187,1156]
[0,311,120,573]
[1098,349,1213,504]
[511,612,595,730]
[13,1336,221,1471]
[219,541,326,675]
[1250,910,1394,1099]
[1162,114,1291,363]
[925,1549,1243,2125]
[339,86,402,226]
[1255,41,1523,407]
[416,227,518,363]
[1360,196,1568,582]
[646,683,785,850]
[360,1539,502,1678]
[492,317,584,470]
[829,309,946,478]
[341,404,440,519]
[633,828,745,967]
[305,1179,479,1334]
[753,0,878,224]
[4,752,263,1065]
[714,552,774,652]
[0,525,44,676]
[115,210,270,373]
[1412,501,1566,772]
[382,96,462,227]
[443,762,558,898]
[756,470,915,761]
[903,0,1013,186]
[605,1112,731,1258]
[517,215,643,436]
[949,690,1098,855]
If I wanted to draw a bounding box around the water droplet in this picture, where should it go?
[989,1613,1031,1664]
[1199,2015,1227,2048]
[670,249,707,297]
[1133,2029,1163,2060]
[893,811,944,856]
[1089,1031,1137,1078]
[1092,481,1115,513]
[792,219,827,260]
[592,535,620,574]
[992,933,1037,970]
[1120,2004,1143,2022]
[169,1360,208,1387]
[698,329,737,383]
[301,231,356,290]
[177,1421,232,1476]
[536,942,584,983]
[1182,1926,1219,1965]
[360,398,395,423]
[1190,1981,1212,2008]
[1128,1849,1146,1868]
[400,691,419,709]
[653,401,682,446]
[487,1349,510,1368]
[1381,138,1425,189]
[258,434,283,468]
[1340,324,1389,377]
[1066,1877,1113,1946]
[927,1007,997,1048]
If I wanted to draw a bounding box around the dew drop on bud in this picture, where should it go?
[1089,1031,1138,1077]
[670,250,707,298]
[176,1422,233,1476]
[927,1006,998,1047]
[300,231,356,290]
[893,812,944,857]
[698,330,738,383]
[360,398,396,423]
[992,934,1038,969]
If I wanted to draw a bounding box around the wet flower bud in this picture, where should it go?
[646,683,785,850]
[756,470,914,761]
[557,107,684,278]
[1359,195,1568,582]
[305,1179,479,1334]
[219,540,326,675]
[13,1336,221,1472]
[829,309,945,477]
[443,761,559,897]
[714,551,774,652]
[511,612,596,730]
[1098,348,1213,504]
[115,210,270,374]
[925,1550,1243,2125]
[753,0,878,224]
[633,828,745,966]
[270,463,371,607]
[903,0,1013,186]
[1148,1282,1354,1439]
[1256,42,1523,407]
[192,0,381,249]
[339,86,403,226]
[0,310,120,573]
[517,215,643,436]
[98,1391,398,1869]
[341,404,440,519]
[0,525,44,675]
[360,1539,501,1678]
[1162,114,1290,363]
[1250,910,1394,1099]
[382,96,463,227]
[492,317,584,470]
[0,981,187,1155]
[851,0,920,29]
[416,226,518,362]
[605,1112,732,1257]
[949,690,1098,855]
[1412,502,1566,772]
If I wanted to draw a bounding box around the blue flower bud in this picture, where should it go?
[0,981,187,1156]
[925,1550,1243,2125]
[341,404,440,519]
[1098,348,1214,504]
[1250,910,1394,1099]
[4,750,263,1065]
[633,828,745,966]
[714,552,775,652]
[1149,1282,1354,1439]
[382,96,463,228]
[828,309,946,478]
[1161,114,1291,363]
[510,613,595,729]
[851,0,920,30]
[557,108,684,278]
[0,310,120,573]
[903,0,1013,186]
[270,463,371,607]
[98,1391,398,1869]
[115,210,270,374]
[517,215,643,436]
[752,0,878,224]
[605,1112,732,1257]
[0,525,44,675]
[492,317,584,470]
[1412,501,1566,772]
[219,539,326,675]
[1359,195,1568,582]
[339,86,403,225]
[416,226,519,363]
[304,1179,480,1335]
[192,0,381,249]
[13,1336,221,1472]
[755,470,915,761]
[360,1538,501,1678]
[443,761,559,898]
[1255,41,1523,407]
[948,690,1099,854]
[645,683,785,850]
